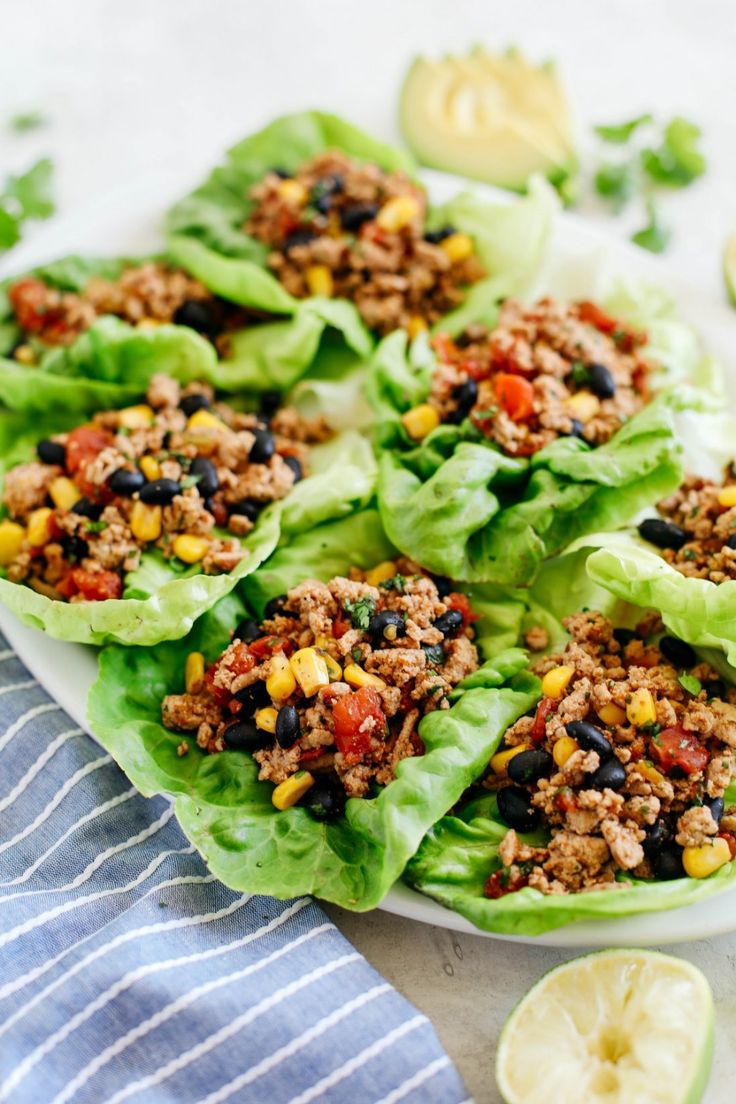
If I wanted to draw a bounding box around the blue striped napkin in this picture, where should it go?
[0,631,469,1104]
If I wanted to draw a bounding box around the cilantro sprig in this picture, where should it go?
[344,595,376,632]
[0,157,56,254]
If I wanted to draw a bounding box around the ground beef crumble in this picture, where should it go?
[643,469,736,582]
[0,374,326,601]
[245,150,485,336]
[161,560,480,810]
[483,611,736,899]
[419,297,652,457]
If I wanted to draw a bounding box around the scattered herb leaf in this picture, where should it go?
[344,595,376,632]
[594,160,638,212]
[631,200,671,254]
[9,110,47,133]
[594,114,653,144]
[679,673,703,696]
[640,117,706,187]
[380,573,406,593]
[84,520,108,534]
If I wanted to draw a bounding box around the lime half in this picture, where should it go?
[724,232,736,306]
[496,949,714,1104]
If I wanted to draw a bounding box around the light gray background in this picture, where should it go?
[1,2,735,1101]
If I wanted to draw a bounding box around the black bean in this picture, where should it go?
[340,203,379,232]
[302,776,346,822]
[497,786,539,833]
[587,362,616,399]
[37,439,66,466]
[230,499,263,523]
[704,795,725,823]
[109,467,145,497]
[223,719,270,753]
[139,479,181,506]
[179,393,211,417]
[703,679,726,700]
[638,518,688,550]
[264,594,288,619]
[434,609,464,638]
[422,642,445,667]
[659,635,696,669]
[726,534,736,551]
[653,842,685,880]
[270,167,291,179]
[189,457,218,498]
[433,576,453,598]
[283,456,303,482]
[507,749,553,785]
[446,379,478,424]
[249,428,275,464]
[173,299,219,337]
[259,389,282,417]
[234,618,262,643]
[613,627,636,647]
[71,497,103,520]
[311,174,344,213]
[642,818,668,859]
[566,418,585,439]
[275,704,301,748]
[283,229,318,251]
[588,757,627,791]
[424,225,456,244]
[233,680,271,714]
[565,720,614,759]
[368,609,406,644]
[60,535,88,562]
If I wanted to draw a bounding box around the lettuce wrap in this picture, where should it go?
[87,508,540,908]
[165,111,556,333]
[404,548,736,935]
[369,269,722,587]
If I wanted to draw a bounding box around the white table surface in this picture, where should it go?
[2,2,736,1100]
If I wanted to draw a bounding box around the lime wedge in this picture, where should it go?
[496,949,713,1104]
[724,232,736,306]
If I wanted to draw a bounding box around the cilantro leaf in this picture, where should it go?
[9,110,47,133]
[380,573,406,593]
[679,673,702,696]
[594,161,637,212]
[631,201,671,254]
[344,595,376,632]
[5,158,55,220]
[640,117,706,187]
[594,114,653,144]
[0,207,20,251]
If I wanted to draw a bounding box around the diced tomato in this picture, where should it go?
[225,643,257,675]
[489,343,525,376]
[445,591,480,628]
[718,832,736,859]
[650,725,709,776]
[332,686,386,762]
[332,614,351,639]
[248,635,291,659]
[484,868,529,899]
[430,333,458,363]
[492,373,535,422]
[208,496,229,528]
[65,425,112,477]
[8,278,56,334]
[459,356,490,381]
[576,300,618,335]
[57,567,122,601]
[554,788,578,813]
[531,698,556,744]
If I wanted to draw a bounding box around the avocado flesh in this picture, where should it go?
[400,47,577,193]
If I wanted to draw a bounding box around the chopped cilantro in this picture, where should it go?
[351,646,363,662]
[472,406,499,420]
[9,110,47,132]
[380,573,406,593]
[422,643,445,667]
[630,200,671,254]
[652,733,663,747]
[594,114,653,144]
[643,722,661,738]
[679,673,702,696]
[569,361,590,385]
[344,595,376,632]
[683,549,697,560]
[117,426,131,437]
[0,157,55,255]
[640,117,706,187]
[84,520,108,534]
[594,160,638,212]
[181,474,202,489]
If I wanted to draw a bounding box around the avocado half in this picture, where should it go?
[399,45,577,194]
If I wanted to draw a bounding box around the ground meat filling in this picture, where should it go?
[483,611,736,899]
[642,469,736,583]
[245,151,485,336]
[160,562,480,812]
[6,263,258,362]
[0,373,327,602]
[421,297,652,457]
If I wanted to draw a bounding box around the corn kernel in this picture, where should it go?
[13,344,35,365]
[49,477,81,511]
[636,760,665,786]
[289,647,330,697]
[186,409,229,433]
[118,404,154,430]
[565,390,600,423]
[626,688,657,727]
[683,837,732,879]
[255,707,279,734]
[0,519,26,565]
[305,264,334,298]
[272,770,315,810]
[130,500,162,543]
[139,455,161,482]
[406,316,428,341]
[136,317,161,330]
[26,507,53,548]
[365,561,397,588]
[490,744,530,776]
[185,652,205,694]
[553,735,580,768]
[276,179,308,206]
[401,403,440,441]
[597,702,627,726]
[440,232,474,264]
[717,486,736,508]
[376,194,421,232]
[266,651,297,701]
[344,663,386,691]
[540,665,575,700]
[173,534,210,564]
[316,649,342,681]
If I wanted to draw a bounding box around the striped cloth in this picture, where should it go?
[0,633,469,1104]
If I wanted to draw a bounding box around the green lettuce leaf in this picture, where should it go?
[88,507,539,907]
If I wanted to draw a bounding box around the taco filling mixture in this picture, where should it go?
[0,373,327,601]
[483,611,736,898]
[245,151,485,335]
[161,561,480,815]
[404,297,652,456]
[6,262,257,362]
[638,468,736,583]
